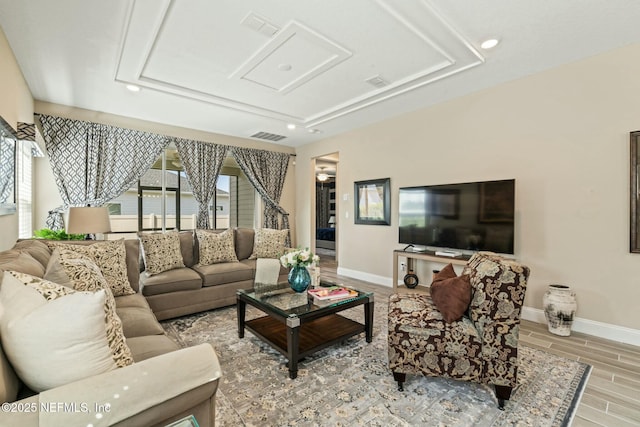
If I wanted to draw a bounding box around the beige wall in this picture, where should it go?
[0,27,34,250]
[296,43,640,332]
[33,102,297,244]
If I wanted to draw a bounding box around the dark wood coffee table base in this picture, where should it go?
[237,293,373,379]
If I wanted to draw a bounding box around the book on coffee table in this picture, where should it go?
[308,286,358,302]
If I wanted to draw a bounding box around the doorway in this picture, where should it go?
[314,154,338,267]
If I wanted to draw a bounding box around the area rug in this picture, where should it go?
[162,301,591,427]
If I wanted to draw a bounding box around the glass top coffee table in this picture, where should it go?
[236,281,374,379]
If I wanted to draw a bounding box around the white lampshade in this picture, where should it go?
[66,207,112,234]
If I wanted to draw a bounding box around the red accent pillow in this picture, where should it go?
[430,264,472,323]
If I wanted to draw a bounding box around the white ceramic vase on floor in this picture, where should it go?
[543,284,577,336]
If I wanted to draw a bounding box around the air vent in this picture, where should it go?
[365,75,390,88]
[250,131,287,142]
[241,12,279,37]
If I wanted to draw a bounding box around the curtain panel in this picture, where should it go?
[230,147,291,246]
[174,138,229,229]
[39,115,170,229]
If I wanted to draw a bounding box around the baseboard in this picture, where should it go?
[337,268,640,347]
[336,267,390,287]
[521,307,640,347]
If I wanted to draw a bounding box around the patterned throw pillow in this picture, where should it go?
[0,271,118,392]
[138,231,185,275]
[46,240,135,296]
[44,247,134,368]
[249,228,288,259]
[197,229,238,265]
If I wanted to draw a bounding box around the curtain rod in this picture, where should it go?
[35,113,297,156]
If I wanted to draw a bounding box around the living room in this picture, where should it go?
[1,1,640,426]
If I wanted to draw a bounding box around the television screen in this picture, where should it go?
[398,179,515,254]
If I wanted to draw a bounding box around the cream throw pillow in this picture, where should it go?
[138,232,185,275]
[197,229,238,265]
[249,228,288,259]
[44,248,134,368]
[46,240,135,296]
[0,271,117,392]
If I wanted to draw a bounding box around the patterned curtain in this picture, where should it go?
[316,184,330,228]
[174,138,229,229]
[39,115,170,229]
[231,147,291,246]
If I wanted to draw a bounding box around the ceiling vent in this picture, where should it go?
[240,12,279,37]
[250,131,287,142]
[365,75,390,88]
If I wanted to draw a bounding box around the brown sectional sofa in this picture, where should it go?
[140,228,288,320]
[0,239,221,427]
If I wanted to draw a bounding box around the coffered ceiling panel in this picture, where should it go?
[115,0,483,125]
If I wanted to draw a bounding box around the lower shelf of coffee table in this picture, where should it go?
[245,313,365,360]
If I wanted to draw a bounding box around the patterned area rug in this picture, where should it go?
[162,301,591,427]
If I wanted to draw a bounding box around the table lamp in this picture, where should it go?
[66,206,112,240]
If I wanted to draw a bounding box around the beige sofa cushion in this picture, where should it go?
[115,293,153,309]
[126,335,180,362]
[178,230,196,267]
[0,271,117,392]
[13,239,51,268]
[116,306,165,337]
[139,232,186,275]
[234,228,255,260]
[140,267,203,296]
[0,250,45,277]
[192,262,254,287]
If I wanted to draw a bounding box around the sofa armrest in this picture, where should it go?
[38,343,221,427]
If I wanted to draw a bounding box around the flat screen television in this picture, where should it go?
[398,179,515,255]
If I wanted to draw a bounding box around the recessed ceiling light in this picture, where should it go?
[308,128,322,134]
[480,39,500,50]
[287,123,296,130]
[126,84,141,92]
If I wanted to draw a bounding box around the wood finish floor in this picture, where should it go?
[317,257,640,426]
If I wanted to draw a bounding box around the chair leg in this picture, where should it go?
[393,372,406,391]
[494,385,512,410]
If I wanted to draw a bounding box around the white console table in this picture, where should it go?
[392,249,470,291]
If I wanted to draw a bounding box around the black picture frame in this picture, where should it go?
[354,178,390,225]
[631,131,640,253]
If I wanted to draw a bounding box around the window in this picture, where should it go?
[107,147,255,233]
[17,140,32,238]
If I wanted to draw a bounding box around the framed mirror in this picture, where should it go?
[631,131,640,252]
[0,116,17,216]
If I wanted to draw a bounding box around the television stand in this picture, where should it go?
[392,249,470,291]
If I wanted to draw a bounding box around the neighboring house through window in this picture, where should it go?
[107,147,255,236]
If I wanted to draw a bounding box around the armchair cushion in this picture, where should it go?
[388,293,483,381]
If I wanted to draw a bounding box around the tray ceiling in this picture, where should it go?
[1,0,640,146]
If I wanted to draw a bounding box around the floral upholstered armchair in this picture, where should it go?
[388,252,530,409]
